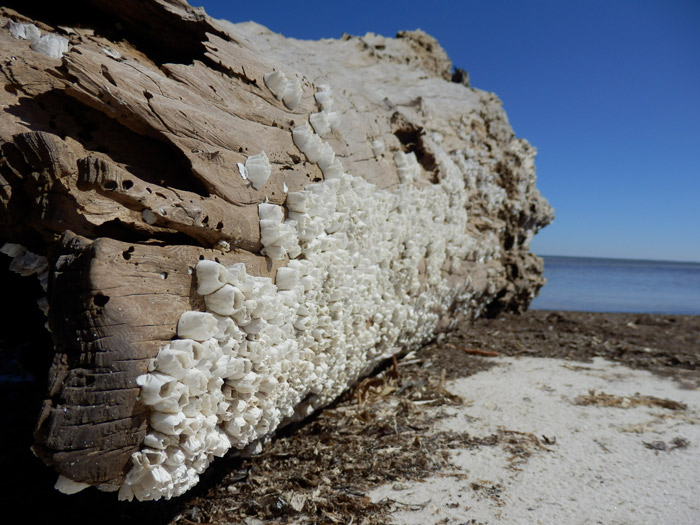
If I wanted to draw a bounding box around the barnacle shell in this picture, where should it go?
[264,70,302,110]
[258,203,300,261]
[195,260,227,295]
[394,151,421,183]
[142,209,158,225]
[371,140,385,157]
[8,21,68,58]
[55,475,90,495]
[263,70,287,99]
[292,123,323,163]
[314,84,333,111]
[245,151,271,190]
[176,312,218,341]
[309,112,330,137]
[282,79,303,110]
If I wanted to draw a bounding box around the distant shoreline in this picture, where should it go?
[532,255,700,316]
[537,253,700,266]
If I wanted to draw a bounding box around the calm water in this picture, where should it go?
[530,255,700,315]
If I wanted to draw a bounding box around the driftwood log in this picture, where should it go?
[0,0,553,500]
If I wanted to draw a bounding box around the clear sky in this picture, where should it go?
[197,0,700,262]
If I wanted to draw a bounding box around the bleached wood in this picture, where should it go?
[0,0,552,491]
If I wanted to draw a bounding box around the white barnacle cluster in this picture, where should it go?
[284,84,344,180]
[452,146,507,213]
[1,243,50,319]
[6,20,69,58]
[292,122,343,179]
[309,84,339,136]
[267,77,343,179]
[122,156,493,501]
[122,81,502,501]
[120,260,296,500]
[263,70,303,110]
[258,202,300,261]
[394,151,421,184]
[1,243,49,290]
[244,151,271,190]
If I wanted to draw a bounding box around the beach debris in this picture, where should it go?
[445,343,500,357]
[470,480,505,504]
[643,436,690,452]
[210,354,554,524]
[463,348,500,357]
[573,390,687,410]
[644,440,667,451]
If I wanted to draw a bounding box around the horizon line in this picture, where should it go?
[535,253,700,265]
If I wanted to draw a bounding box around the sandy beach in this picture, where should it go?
[2,310,699,523]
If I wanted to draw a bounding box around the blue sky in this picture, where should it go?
[197,0,700,262]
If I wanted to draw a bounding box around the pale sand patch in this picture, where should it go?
[370,357,700,524]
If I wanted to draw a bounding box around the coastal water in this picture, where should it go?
[530,255,700,315]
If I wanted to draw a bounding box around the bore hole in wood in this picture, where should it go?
[93,294,110,307]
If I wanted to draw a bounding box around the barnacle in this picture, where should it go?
[309,112,330,137]
[371,140,385,157]
[394,151,421,184]
[245,151,271,190]
[258,203,300,261]
[264,70,303,110]
[8,21,68,58]
[291,122,344,179]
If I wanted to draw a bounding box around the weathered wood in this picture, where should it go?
[0,0,552,498]
[31,232,280,488]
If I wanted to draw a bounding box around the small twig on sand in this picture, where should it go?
[437,368,447,394]
[463,348,499,357]
[446,343,499,357]
[391,354,400,379]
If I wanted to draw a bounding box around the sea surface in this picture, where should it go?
[530,255,700,315]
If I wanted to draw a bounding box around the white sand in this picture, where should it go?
[370,357,700,524]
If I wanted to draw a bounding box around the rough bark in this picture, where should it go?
[0,0,553,498]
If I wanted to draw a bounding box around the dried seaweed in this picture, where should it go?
[643,436,690,452]
[170,346,515,524]
[573,390,687,410]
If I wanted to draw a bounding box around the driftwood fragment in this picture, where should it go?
[0,0,553,499]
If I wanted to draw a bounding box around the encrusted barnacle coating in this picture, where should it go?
[394,151,421,184]
[258,203,300,261]
[122,108,501,500]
